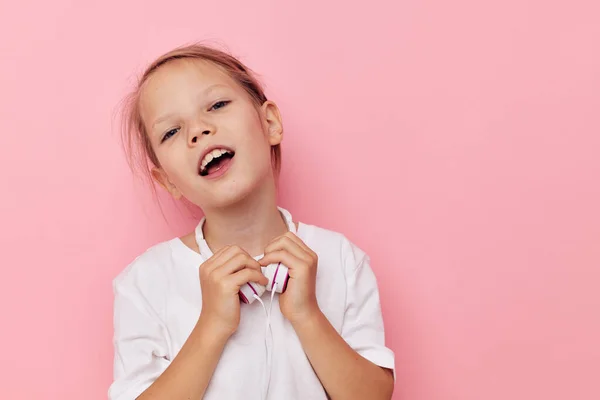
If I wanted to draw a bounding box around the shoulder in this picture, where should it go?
[299,223,368,273]
[112,240,177,295]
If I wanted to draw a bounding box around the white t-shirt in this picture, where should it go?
[109,208,395,400]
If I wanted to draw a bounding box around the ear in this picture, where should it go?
[151,167,183,199]
[261,101,283,146]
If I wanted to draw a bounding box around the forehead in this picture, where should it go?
[139,59,241,116]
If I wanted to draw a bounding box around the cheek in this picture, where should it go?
[157,150,191,183]
[236,105,268,139]
[241,132,271,165]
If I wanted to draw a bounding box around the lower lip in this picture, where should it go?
[202,156,234,180]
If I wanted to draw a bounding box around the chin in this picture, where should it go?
[199,176,268,210]
[185,159,274,210]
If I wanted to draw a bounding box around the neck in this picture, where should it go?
[201,178,288,257]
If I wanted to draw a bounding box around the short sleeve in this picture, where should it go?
[341,241,396,379]
[108,275,171,400]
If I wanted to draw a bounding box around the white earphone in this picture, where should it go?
[238,262,290,304]
[194,208,296,399]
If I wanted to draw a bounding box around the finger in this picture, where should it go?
[207,244,231,262]
[262,236,312,265]
[213,252,262,278]
[201,245,233,271]
[258,250,307,277]
[268,231,316,260]
[266,230,311,253]
[282,231,314,255]
[226,267,269,288]
[205,245,248,273]
[199,244,229,268]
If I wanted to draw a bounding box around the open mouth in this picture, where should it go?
[199,148,235,177]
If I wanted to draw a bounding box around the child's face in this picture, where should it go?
[139,59,282,209]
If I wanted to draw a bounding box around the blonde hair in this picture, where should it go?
[120,43,282,191]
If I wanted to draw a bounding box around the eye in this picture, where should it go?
[161,127,180,143]
[209,100,230,111]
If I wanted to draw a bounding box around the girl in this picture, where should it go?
[110,43,395,400]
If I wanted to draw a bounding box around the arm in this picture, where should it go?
[260,233,395,400]
[110,246,268,400]
[136,316,229,399]
[291,311,394,400]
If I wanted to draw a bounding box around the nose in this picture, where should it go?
[189,129,211,145]
[188,120,215,146]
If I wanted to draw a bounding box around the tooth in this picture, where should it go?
[212,149,222,157]
[205,153,214,163]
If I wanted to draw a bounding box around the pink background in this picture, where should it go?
[1,0,599,399]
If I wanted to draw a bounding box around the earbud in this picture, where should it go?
[239,262,289,304]
[193,209,296,400]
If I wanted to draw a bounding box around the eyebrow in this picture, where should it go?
[150,83,230,131]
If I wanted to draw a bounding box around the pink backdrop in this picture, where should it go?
[1,1,599,399]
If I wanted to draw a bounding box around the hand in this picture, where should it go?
[198,245,269,338]
[259,232,320,325]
